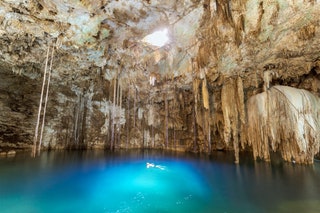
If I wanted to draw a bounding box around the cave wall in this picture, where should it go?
[0,65,38,149]
[0,0,320,163]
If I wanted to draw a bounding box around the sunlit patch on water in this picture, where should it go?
[89,159,212,212]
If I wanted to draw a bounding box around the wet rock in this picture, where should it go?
[7,150,16,157]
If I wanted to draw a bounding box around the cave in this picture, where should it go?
[0,0,320,212]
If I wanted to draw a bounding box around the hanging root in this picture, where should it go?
[32,39,59,156]
[38,45,55,153]
[32,45,51,157]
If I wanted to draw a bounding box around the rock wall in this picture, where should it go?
[0,65,38,149]
[0,0,320,163]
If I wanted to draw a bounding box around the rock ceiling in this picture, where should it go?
[0,0,320,162]
[1,0,319,93]
[0,0,204,92]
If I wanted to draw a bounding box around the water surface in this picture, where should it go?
[0,150,319,213]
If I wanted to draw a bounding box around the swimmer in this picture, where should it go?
[146,162,155,168]
[146,162,166,170]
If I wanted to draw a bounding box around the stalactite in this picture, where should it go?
[254,71,259,88]
[117,80,120,107]
[202,77,209,110]
[73,94,85,146]
[73,99,78,145]
[201,105,206,146]
[78,105,82,145]
[110,77,117,150]
[150,93,155,148]
[38,44,55,153]
[192,58,200,127]
[133,87,137,128]
[81,97,88,147]
[32,46,50,157]
[126,86,130,149]
[142,120,145,149]
[192,103,198,152]
[246,86,320,164]
[202,76,211,152]
[233,129,239,163]
[108,108,112,147]
[193,78,200,111]
[216,0,233,24]
[179,91,185,111]
[71,92,88,148]
[152,121,155,148]
[193,78,202,148]
[191,64,200,152]
[107,82,113,147]
[263,71,277,91]
[164,93,169,148]
[208,124,211,152]
[83,83,93,147]
[236,76,246,150]
[65,117,70,147]
[114,78,120,147]
[119,85,122,114]
[173,87,176,149]
[221,78,241,163]
[117,83,122,147]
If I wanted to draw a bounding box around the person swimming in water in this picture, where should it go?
[146,162,165,170]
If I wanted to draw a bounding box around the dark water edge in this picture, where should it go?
[0,149,320,213]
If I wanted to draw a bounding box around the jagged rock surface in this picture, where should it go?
[0,0,319,163]
[246,86,320,164]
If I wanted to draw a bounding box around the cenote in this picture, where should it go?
[0,150,320,213]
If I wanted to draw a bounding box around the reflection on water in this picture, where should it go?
[0,150,319,213]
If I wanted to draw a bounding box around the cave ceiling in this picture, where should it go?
[0,0,205,94]
[0,0,320,95]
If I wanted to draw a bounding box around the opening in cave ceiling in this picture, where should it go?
[142,28,170,47]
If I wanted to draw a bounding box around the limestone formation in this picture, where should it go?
[246,86,320,164]
[0,0,319,163]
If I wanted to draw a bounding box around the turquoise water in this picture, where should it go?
[0,150,320,213]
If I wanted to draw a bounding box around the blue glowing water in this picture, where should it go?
[0,150,320,213]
